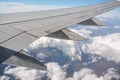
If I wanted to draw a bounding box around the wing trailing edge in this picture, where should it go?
[78,18,108,26]
[46,28,85,41]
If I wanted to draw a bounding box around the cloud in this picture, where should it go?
[2,66,46,80]
[2,65,120,80]
[67,68,103,80]
[82,33,120,63]
[1,30,120,80]
[103,68,120,80]
[67,67,120,80]
[47,63,120,80]
[2,62,66,80]
[47,62,66,80]
[28,37,82,61]
[0,2,68,13]
[71,28,92,38]
[115,25,120,28]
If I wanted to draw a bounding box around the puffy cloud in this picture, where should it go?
[2,62,67,80]
[66,68,120,80]
[1,32,120,80]
[2,66,46,80]
[66,68,103,80]
[2,65,120,80]
[0,2,68,13]
[71,28,92,38]
[82,33,120,63]
[47,62,66,80]
[28,37,82,61]
[103,68,120,80]
[115,25,120,28]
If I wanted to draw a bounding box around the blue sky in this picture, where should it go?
[0,0,114,6]
[0,0,120,17]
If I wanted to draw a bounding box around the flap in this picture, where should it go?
[46,28,85,41]
[1,47,47,70]
[78,18,108,26]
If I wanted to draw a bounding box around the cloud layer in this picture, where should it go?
[82,33,120,63]
[2,64,120,80]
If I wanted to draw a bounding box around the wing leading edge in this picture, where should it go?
[0,0,120,70]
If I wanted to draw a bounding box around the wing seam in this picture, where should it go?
[0,32,24,44]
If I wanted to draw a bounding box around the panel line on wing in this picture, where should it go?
[0,30,13,36]
[0,32,24,44]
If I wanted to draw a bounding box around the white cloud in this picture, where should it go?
[2,66,120,80]
[67,67,120,80]
[29,37,82,61]
[2,30,120,79]
[2,66,46,80]
[71,28,92,38]
[103,68,120,80]
[0,2,68,13]
[82,33,120,63]
[115,25,120,28]
[47,62,66,80]
[67,68,103,80]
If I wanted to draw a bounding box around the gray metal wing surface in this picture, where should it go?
[0,0,120,70]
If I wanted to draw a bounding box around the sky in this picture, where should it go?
[0,0,113,6]
[0,0,120,14]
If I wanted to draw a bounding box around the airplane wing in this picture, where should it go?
[0,0,120,71]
